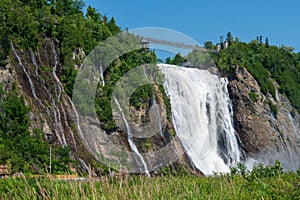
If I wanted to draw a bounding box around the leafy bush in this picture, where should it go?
[268,100,278,118]
[250,161,283,179]
[249,91,258,102]
[230,161,283,180]
[0,87,71,174]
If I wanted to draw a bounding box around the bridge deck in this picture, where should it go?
[142,37,216,53]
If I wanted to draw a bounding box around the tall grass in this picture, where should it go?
[0,164,299,200]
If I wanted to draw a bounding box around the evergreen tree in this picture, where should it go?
[72,0,85,11]
[165,53,185,65]
[108,17,121,35]
[265,37,269,48]
[204,41,213,49]
[226,32,234,46]
[86,5,101,22]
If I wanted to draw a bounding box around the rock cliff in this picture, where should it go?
[228,66,300,170]
[4,39,186,175]
[3,39,300,173]
[7,39,94,172]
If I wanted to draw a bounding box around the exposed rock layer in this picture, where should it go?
[228,67,300,169]
[3,39,300,173]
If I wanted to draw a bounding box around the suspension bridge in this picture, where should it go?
[140,37,217,53]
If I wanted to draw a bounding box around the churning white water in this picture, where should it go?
[159,64,240,175]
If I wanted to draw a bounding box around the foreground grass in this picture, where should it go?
[0,170,299,200]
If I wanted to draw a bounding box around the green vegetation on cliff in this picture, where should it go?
[0,0,121,96]
[0,86,72,174]
[0,0,128,173]
[95,49,157,131]
[212,34,300,111]
[0,0,160,171]
[2,0,159,132]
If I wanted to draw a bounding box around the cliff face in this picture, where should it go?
[4,39,186,175]
[228,67,300,170]
[3,39,300,173]
[6,39,95,172]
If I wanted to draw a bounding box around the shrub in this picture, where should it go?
[249,91,258,102]
[268,100,278,118]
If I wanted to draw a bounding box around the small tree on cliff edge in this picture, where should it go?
[226,32,234,46]
[265,37,270,48]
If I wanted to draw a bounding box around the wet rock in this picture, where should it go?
[228,66,300,168]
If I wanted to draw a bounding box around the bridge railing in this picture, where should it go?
[141,37,217,53]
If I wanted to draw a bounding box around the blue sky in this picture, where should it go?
[84,0,300,55]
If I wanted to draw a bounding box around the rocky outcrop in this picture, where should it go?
[7,39,94,172]
[0,63,15,91]
[6,39,187,175]
[228,66,300,170]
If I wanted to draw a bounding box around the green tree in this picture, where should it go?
[165,53,185,65]
[72,0,85,11]
[0,87,72,174]
[265,37,269,48]
[226,32,234,46]
[108,17,121,35]
[204,41,213,49]
[86,5,101,22]
[214,33,300,111]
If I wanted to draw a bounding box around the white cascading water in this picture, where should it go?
[11,44,44,109]
[11,43,65,145]
[49,43,79,147]
[114,96,150,176]
[50,41,63,100]
[12,43,69,146]
[48,43,68,146]
[159,64,240,175]
[99,60,105,87]
[30,50,40,79]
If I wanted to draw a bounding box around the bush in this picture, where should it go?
[249,91,258,102]
[268,100,278,118]
[250,161,283,179]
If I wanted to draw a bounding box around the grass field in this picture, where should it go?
[1,163,299,200]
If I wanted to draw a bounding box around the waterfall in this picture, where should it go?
[13,42,69,147]
[99,60,105,87]
[67,96,84,149]
[30,50,40,78]
[50,41,63,100]
[60,102,77,150]
[159,64,240,175]
[114,96,150,176]
[49,41,70,147]
[11,43,45,109]
[11,43,65,145]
